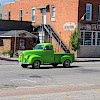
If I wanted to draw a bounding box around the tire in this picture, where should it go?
[21,64,28,68]
[63,60,70,68]
[32,60,40,69]
[52,64,58,67]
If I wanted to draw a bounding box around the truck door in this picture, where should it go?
[42,46,54,63]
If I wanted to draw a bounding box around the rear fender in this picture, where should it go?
[61,55,72,64]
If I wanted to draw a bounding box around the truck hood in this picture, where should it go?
[23,50,43,56]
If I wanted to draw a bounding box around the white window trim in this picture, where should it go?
[51,6,56,22]
[86,3,92,21]
[80,30,100,46]
[32,8,36,22]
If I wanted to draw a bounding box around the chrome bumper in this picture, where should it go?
[19,62,29,65]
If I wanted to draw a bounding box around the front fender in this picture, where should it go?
[61,55,72,63]
[28,55,43,64]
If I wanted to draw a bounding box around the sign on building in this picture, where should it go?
[63,22,76,31]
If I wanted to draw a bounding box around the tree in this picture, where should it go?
[69,29,81,52]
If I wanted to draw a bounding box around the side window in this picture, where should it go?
[45,46,53,50]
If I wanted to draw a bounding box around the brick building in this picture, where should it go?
[0,0,100,57]
[0,30,37,55]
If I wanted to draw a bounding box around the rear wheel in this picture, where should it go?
[63,60,70,68]
[32,60,40,69]
[21,64,28,68]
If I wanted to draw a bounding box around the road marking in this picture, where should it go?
[10,79,37,83]
[16,85,66,89]
[63,92,69,100]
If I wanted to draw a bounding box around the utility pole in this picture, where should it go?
[14,30,17,56]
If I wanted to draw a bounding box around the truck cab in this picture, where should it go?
[18,43,74,68]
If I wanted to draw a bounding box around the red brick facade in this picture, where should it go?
[0,37,36,55]
[2,0,100,57]
[4,0,79,50]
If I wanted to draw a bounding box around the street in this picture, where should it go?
[0,61,100,100]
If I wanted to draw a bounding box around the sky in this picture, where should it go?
[0,0,14,5]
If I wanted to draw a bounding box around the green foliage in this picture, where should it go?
[2,50,13,55]
[69,29,81,51]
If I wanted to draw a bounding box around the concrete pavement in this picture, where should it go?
[0,56,100,99]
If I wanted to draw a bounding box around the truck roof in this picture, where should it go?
[37,43,53,46]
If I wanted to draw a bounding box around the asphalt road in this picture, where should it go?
[0,61,100,100]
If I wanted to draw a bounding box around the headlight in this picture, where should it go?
[26,55,30,59]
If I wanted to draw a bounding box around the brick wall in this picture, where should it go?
[0,38,11,54]
[4,0,79,50]
[79,0,100,24]
[3,0,100,55]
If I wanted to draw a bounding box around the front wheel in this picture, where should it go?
[63,60,70,68]
[32,60,40,69]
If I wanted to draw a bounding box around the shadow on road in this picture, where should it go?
[0,57,18,62]
[27,65,80,69]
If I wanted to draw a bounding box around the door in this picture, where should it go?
[42,46,54,63]
[42,9,46,24]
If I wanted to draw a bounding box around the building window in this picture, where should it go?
[8,11,11,20]
[32,8,35,22]
[0,13,2,19]
[97,32,100,45]
[98,5,100,22]
[51,6,56,18]
[86,3,92,21]
[19,10,23,21]
[81,31,100,46]
[0,39,3,46]
[51,6,56,21]
[84,32,92,45]
[19,39,25,50]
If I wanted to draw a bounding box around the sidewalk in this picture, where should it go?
[0,56,18,65]
[76,57,100,62]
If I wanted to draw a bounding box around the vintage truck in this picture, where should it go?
[18,43,75,68]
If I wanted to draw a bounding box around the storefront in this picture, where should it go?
[77,23,100,57]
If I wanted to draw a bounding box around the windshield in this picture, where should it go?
[34,45,44,50]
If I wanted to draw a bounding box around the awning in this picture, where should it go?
[37,4,49,9]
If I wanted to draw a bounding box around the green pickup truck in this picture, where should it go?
[18,43,74,68]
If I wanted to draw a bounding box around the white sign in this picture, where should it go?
[63,22,76,31]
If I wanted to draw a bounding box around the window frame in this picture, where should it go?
[32,8,36,22]
[86,3,92,21]
[98,5,100,22]
[19,9,23,21]
[51,6,56,21]
[8,11,11,20]
[80,31,100,46]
